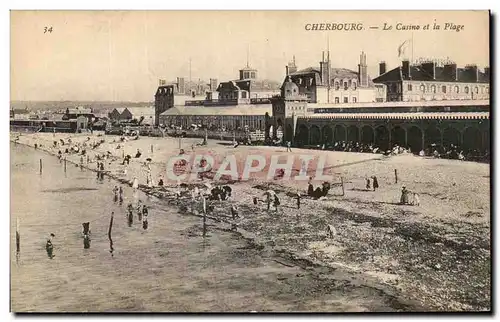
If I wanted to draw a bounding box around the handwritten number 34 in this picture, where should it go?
[44,27,53,33]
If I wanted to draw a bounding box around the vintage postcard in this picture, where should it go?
[10,10,490,313]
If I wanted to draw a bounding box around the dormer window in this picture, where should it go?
[475,86,479,93]
[465,86,469,94]
[420,84,426,92]
[454,85,460,93]
[431,85,436,93]
[352,82,357,90]
[335,81,340,90]
[343,82,348,90]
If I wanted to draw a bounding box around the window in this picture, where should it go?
[353,82,357,90]
[344,82,348,90]
[431,85,436,93]
[343,97,348,103]
[241,91,247,98]
[408,84,413,91]
[335,97,340,103]
[475,86,479,93]
[335,81,340,90]
[251,72,256,78]
[352,97,357,103]
[442,85,447,93]
[454,85,459,93]
[420,84,426,92]
[465,86,469,94]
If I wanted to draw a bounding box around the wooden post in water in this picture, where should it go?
[39,159,42,174]
[16,218,20,254]
[341,176,345,196]
[64,157,67,173]
[108,212,114,257]
[394,169,398,184]
[202,197,207,238]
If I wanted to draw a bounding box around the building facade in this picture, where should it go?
[283,51,387,104]
[373,60,490,102]
[154,85,175,126]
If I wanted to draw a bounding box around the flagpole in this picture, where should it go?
[411,33,414,64]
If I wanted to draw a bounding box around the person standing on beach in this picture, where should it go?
[297,192,301,209]
[372,176,379,192]
[113,186,119,202]
[366,178,371,191]
[273,195,280,212]
[137,200,143,221]
[119,186,124,204]
[142,205,149,230]
[127,203,134,227]
[286,141,292,153]
[46,233,55,259]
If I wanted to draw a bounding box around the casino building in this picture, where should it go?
[270,58,490,153]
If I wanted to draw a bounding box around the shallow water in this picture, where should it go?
[10,143,404,312]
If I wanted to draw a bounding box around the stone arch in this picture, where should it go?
[462,126,482,152]
[374,125,390,151]
[310,125,321,145]
[296,124,309,147]
[334,124,346,142]
[424,125,441,149]
[442,126,461,148]
[322,125,333,144]
[390,125,406,147]
[361,125,374,144]
[407,126,423,153]
[347,125,359,142]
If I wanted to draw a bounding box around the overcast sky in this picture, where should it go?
[11,10,489,102]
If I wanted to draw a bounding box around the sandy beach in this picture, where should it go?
[10,131,491,311]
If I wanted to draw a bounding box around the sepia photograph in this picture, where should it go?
[9,10,491,313]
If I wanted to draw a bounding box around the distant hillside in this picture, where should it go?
[10,101,154,113]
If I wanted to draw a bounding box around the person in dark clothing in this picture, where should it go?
[273,195,280,211]
[113,186,119,202]
[119,186,124,204]
[307,183,314,196]
[135,149,142,158]
[127,203,134,227]
[253,197,258,205]
[366,178,371,190]
[142,205,149,230]
[83,233,91,249]
[46,233,55,259]
[372,176,379,191]
[297,193,301,209]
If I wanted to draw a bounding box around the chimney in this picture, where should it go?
[421,61,436,80]
[320,52,329,86]
[286,65,289,76]
[358,51,368,87]
[465,65,479,82]
[379,61,386,75]
[444,63,457,81]
[401,60,411,79]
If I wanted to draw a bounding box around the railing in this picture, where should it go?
[184,100,205,106]
[204,99,238,106]
[250,98,272,104]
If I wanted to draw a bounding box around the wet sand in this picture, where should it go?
[10,131,491,311]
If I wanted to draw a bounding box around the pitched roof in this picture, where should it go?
[289,67,375,86]
[374,65,490,83]
[160,104,272,117]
